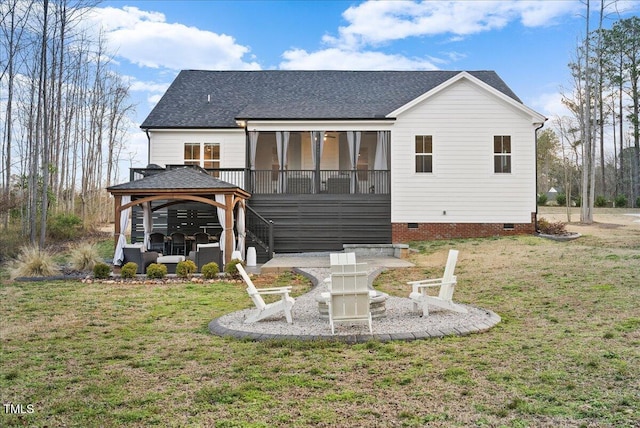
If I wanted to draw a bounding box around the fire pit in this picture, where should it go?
[316,290,389,319]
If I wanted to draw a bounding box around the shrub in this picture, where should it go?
[146,263,167,279]
[120,262,138,279]
[9,245,60,279]
[69,243,102,271]
[201,262,220,279]
[537,217,568,235]
[614,195,627,208]
[637,197,640,208]
[595,195,608,207]
[176,259,197,278]
[537,194,548,206]
[47,213,83,240]
[555,193,567,206]
[0,223,25,261]
[93,262,111,279]
[224,258,244,279]
[574,196,581,207]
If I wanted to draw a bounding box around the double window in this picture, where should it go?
[184,143,220,169]
[413,134,511,174]
[493,136,511,173]
[415,135,433,173]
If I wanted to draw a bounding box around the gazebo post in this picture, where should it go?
[113,195,122,249]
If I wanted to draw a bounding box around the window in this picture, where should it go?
[415,135,433,173]
[183,143,220,169]
[203,143,220,169]
[184,143,200,166]
[494,136,511,173]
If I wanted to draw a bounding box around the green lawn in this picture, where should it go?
[1,229,639,427]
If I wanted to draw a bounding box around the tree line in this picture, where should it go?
[1,0,134,246]
[551,4,639,222]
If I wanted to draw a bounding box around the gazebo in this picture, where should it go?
[107,167,251,267]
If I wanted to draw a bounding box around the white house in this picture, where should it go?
[136,70,546,255]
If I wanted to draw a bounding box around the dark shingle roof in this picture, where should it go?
[141,70,522,129]
[107,167,239,191]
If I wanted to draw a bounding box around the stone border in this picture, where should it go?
[208,267,501,343]
[537,232,582,242]
[208,309,501,343]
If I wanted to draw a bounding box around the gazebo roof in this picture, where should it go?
[107,167,248,196]
[107,166,250,266]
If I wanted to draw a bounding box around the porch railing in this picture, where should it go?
[129,166,390,195]
[211,169,390,195]
[246,204,274,258]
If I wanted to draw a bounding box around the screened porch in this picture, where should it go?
[247,130,390,195]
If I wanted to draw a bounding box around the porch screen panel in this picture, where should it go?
[248,131,259,194]
[310,131,325,193]
[276,131,290,193]
[374,131,390,193]
[347,131,361,193]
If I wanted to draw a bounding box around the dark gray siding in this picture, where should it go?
[249,194,391,253]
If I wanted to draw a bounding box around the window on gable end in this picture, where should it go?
[184,142,221,177]
[184,143,200,166]
[493,135,511,173]
[203,143,220,169]
[415,135,433,173]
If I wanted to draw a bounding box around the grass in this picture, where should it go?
[1,225,639,426]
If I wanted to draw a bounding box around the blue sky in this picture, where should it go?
[87,0,640,169]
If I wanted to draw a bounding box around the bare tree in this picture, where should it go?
[0,0,34,229]
[554,116,582,222]
[1,0,134,242]
[572,0,616,222]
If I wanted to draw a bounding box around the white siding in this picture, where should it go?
[148,129,246,168]
[391,79,538,224]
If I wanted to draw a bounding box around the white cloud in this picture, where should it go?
[130,81,169,94]
[147,94,163,106]
[280,48,439,70]
[324,0,581,49]
[287,0,581,72]
[85,6,261,71]
[529,91,572,118]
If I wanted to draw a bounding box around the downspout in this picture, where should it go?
[144,128,151,165]
[534,120,547,233]
[244,124,250,193]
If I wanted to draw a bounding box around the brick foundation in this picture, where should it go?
[392,213,536,242]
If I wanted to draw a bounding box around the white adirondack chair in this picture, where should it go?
[325,252,357,287]
[330,252,357,267]
[237,265,295,324]
[328,264,372,334]
[408,249,467,316]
